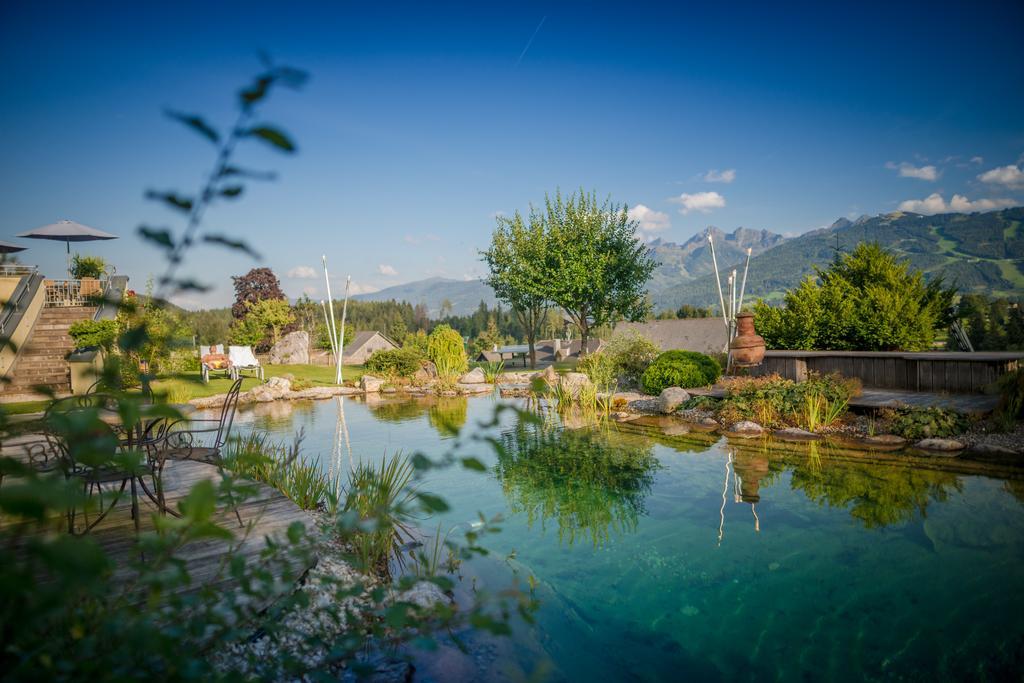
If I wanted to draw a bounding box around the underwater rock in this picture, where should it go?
[658,387,691,414]
[914,438,965,452]
[773,427,821,442]
[861,434,908,449]
[727,420,764,438]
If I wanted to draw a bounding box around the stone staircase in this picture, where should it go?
[5,306,96,398]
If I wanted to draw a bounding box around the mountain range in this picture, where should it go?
[353,207,1024,316]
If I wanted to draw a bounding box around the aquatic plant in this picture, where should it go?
[341,452,418,576]
[577,351,618,393]
[223,430,337,511]
[481,360,505,383]
[879,405,968,440]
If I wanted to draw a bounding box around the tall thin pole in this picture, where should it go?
[322,255,341,384]
[737,247,752,314]
[336,276,351,385]
[708,233,728,331]
[320,300,337,358]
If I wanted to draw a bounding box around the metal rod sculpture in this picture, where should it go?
[321,256,351,385]
[708,234,753,373]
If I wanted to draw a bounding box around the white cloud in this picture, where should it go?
[377,264,398,276]
[702,169,736,183]
[886,161,938,181]
[287,265,318,279]
[302,286,317,297]
[627,204,671,236]
[978,164,1024,190]
[347,281,380,295]
[671,191,726,215]
[898,193,1018,215]
[970,156,984,165]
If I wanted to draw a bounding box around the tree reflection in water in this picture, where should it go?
[494,420,661,547]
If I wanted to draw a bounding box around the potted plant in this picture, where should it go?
[71,254,107,297]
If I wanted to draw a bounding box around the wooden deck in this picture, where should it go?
[0,435,317,598]
[691,386,999,414]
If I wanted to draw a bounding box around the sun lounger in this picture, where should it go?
[227,345,264,382]
[199,344,232,383]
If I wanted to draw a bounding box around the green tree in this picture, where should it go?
[541,190,658,355]
[231,298,295,349]
[482,207,550,367]
[755,242,955,351]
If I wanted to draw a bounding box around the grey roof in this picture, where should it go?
[342,330,398,355]
[615,318,729,355]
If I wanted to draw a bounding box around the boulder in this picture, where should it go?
[419,360,438,378]
[397,580,450,610]
[459,367,487,384]
[914,438,965,452]
[457,383,493,394]
[862,434,908,449]
[189,394,227,409]
[559,372,594,400]
[728,420,764,438]
[532,366,557,386]
[268,330,310,365]
[658,387,691,414]
[247,376,291,403]
[360,375,384,393]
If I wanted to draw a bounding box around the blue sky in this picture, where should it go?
[2,0,1022,308]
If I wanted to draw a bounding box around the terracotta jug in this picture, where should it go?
[730,313,765,366]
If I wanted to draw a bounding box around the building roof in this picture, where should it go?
[615,318,729,355]
[342,330,398,355]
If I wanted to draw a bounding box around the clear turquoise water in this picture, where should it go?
[219,395,1024,681]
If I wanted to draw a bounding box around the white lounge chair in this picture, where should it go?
[199,344,231,384]
[228,345,264,382]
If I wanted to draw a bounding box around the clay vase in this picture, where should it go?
[730,313,765,367]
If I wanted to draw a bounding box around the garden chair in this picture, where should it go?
[200,343,232,384]
[228,345,264,382]
[149,378,245,526]
[41,394,166,535]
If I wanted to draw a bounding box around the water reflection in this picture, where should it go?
[494,419,661,547]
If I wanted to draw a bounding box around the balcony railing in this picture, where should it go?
[0,264,38,278]
[44,278,110,308]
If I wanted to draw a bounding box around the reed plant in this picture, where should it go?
[341,452,418,576]
[482,360,505,383]
[223,430,337,511]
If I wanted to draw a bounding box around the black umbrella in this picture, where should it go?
[17,219,117,276]
[0,240,27,254]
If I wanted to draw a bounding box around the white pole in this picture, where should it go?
[737,247,752,314]
[320,299,337,358]
[336,276,351,385]
[323,256,341,383]
[708,233,728,330]
[730,269,737,333]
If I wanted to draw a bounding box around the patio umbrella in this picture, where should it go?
[0,240,27,254]
[17,219,117,277]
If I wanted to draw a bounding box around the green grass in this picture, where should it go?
[0,364,370,415]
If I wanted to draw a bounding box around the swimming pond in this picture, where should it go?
[214,394,1024,681]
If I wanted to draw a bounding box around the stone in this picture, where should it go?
[268,330,310,365]
[728,420,764,438]
[459,367,486,384]
[360,375,384,393]
[862,434,908,449]
[532,366,557,386]
[189,394,227,409]
[914,438,965,452]
[289,386,354,400]
[419,360,438,378]
[966,442,1021,460]
[382,386,397,394]
[457,383,492,394]
[558,372,593,400]
[773,427,821,442]
[658,387,691,414]
[246,376,291,403]
[661,423,691,437]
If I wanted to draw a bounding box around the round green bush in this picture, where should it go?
[365,347,424,378]
[641,350,721,394]
[427,324,468,376]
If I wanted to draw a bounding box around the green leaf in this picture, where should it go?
[460,457,487,472]
[219,166,277,181]
[244,125,296,152]
[202,234,261,260]
[146,190,193,213]
[416,492,450,513]
[218,185,244,199]
[137,225,175,250]
[164,110,220,144]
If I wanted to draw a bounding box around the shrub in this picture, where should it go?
[880,405,968,440]
[427,324,468,377]
[994,368,1024,432]
[577,351,617,391]
[403,329,430,355]
[68,319,118,350]
[641,350,721,394]
[605,331,659,386]
[717,372,858,429]
[365,347,424,378]
[481,360,505,383]
[70,254,106,279]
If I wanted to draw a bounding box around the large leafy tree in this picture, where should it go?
[755,242,956,351]
[482,207,550,367]
[231,267,286,319]
[541,190,657,354]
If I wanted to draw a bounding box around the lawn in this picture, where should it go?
[0,364,369,416]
